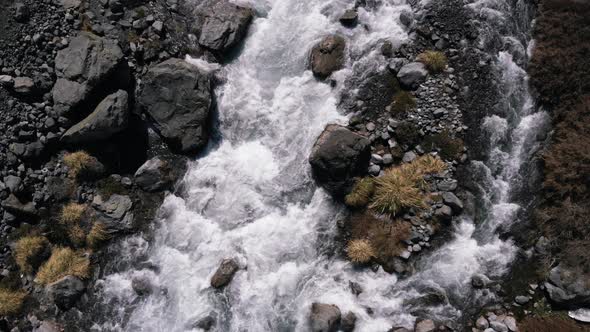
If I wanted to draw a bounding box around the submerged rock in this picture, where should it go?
[210,258,239,289]
[310,35,346,79]
[309,124,371,199]
[139,58,213,154]
[339,9,358,27]
[340,312,357,332]
[309,303,341,332]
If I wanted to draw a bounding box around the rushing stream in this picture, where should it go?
[95,0,548,331]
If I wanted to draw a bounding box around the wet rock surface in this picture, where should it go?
[310,35,346,79]
[210,258,239,289]
[309,303,341,332]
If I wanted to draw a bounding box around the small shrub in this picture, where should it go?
[394,121,421,147]
[369,155,446,216]
[345,177,375,208]
[391,91,416,113]
[14,236,49,274]
[60,203,86,224]
[422,132,465,160]
[87,222,110,249]
[63,151,94,179]
[0,288,26,316]
[417,51,448,73]
[347,239,375,263]
[35,247,90,285]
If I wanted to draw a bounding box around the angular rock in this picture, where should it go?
[489,321,508,332]
[1,194,37,218]
[14,2,29,22]
[476,316,489,329]
[399,9,414,27]
[33,321,61,332]
[46,276,85,310]
[139,58,213,154]
[442,192,463,214]
[211,258,239,289]
[414,319,435,332]
[4,175,22,193]
[340,312,357,332]
[310,35,346,79]
[92,194,134,233]
[545,265,590,309]
[195,0,253,53]
[434,205,453,221]
[309,303,341,332]
[397,62,428,90]
[52,32,125,115]
[134,157,175,192]
[309,124,371,199]
[62,90,129,143]
[13,77,35,95]
[339,9,358,27]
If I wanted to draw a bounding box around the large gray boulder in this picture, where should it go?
[195,0,253,54]
[397,62,428,90]
[46,276,85,310]
[52,32,125,115]
[62,90,129,143]
[545,265,590,309]
[134,157,175,192]
[310,35,346,79]
[210,258,239,289]
[309,124,371,199]
[1,194,38,218]
[309,303,341,332]
[139,58,213,154]
[92,194,134,233]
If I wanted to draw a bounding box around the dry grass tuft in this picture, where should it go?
[35,247,90,285]
[0,288,26,316]
[347,239,375,263]
[345,177,375,208]
[417,51,447,73]
[86,222,110,249]
[63,151,94,179]
[349,212,412,260]
[14,236,49,274]
[370,155,446,216]
[60,203,88,246]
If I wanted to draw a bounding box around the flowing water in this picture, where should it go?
[94,0,548,330]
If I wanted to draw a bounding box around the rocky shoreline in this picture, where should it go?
[0,0,588,330]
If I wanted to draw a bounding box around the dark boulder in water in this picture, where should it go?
[310,35,346,79]
[309,302,341,332]
[309,124,370,199]
[210,258,239,289]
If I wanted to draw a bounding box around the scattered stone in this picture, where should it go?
[515,295,530,305]
[476,316,489,329]
[13,77,35,95]
[309,303,341,332]
[310,35,346,79]
[92,194,134,233]
[134,157,175,192]
[489,320,508,332]
[399,10,414,27]
[402,151,417,163]
[14,2,29,22]
[211,258,239,289]
[442,192,463,213]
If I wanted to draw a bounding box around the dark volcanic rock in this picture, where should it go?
[134,157,174,192]
[545,265,590,309]
[139,58,213,154]
[340,312,357,332]
[397,62,428,90]
[1,194,37,219]
[310,35,346,79]
[195,0,253,54]
[309,124,370,198]
[309,303,341,332]
[92,194,134,233]
[52,32,126,115]
[339,9,358,27]
[210,258,239,289]
[46,276,85,310]
[62,90,129,143]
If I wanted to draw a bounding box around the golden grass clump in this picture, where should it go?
[14,236,49,274]
[391,91,417,113]
[63,151,94,178]
[86,222,110,249]
[349,212,412,260]
[0,288,26,316]
[370,155,446,216]
[345,177,375,208]
[35,247,90,285]
[60,203,87,246]
[417,50,448,73]
[347,239,375,263]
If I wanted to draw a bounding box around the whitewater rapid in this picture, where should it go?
[94,0,548,330]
